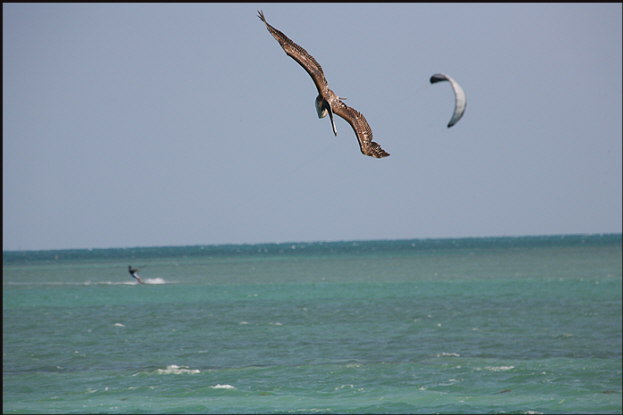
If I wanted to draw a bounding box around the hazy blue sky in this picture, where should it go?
[4,3,622,251]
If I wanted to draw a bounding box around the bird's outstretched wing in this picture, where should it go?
[332,102,390,158]
[258,10,329,96]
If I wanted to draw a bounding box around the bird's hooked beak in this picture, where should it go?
[327,106,337,136]
[315,95,338,136]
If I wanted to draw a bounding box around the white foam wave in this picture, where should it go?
[156,365,200,375]
[334,384,364,392]
[437,352,461,357]
[484,365,514,372]
[210,384,236,390]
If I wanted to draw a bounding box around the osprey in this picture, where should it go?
[258,11,389,158]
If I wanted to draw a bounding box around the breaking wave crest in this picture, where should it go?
[155,365,200,375]
[210,384,236,390]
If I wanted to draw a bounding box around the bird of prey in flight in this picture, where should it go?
[258,11,389,158]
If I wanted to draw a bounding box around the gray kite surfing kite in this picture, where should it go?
[430,73,467,128]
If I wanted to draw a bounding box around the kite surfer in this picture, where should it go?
[128,265,144,284]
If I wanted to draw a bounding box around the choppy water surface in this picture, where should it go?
[3,235,622,413]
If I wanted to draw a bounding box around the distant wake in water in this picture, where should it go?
[5,278,171,286]
[139,278,167,285]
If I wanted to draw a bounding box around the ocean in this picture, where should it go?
[3,234,622,414]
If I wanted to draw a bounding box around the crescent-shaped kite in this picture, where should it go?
[258,11,389,158]
[430,73,467,128]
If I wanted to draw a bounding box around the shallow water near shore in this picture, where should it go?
[4,234,622,413]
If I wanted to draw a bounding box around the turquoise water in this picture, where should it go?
[3,235,622,414]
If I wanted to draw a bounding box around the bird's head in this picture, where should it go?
[315,95,328,119]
